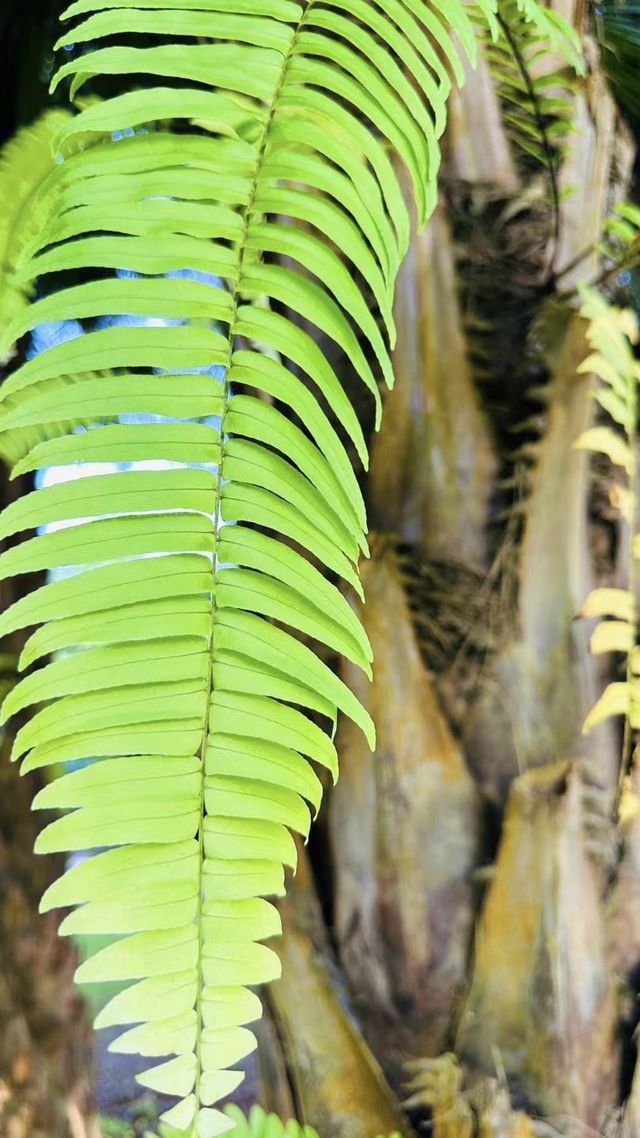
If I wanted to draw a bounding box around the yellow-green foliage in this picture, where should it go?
[155,1104,399,1138]
[0,109,70,361]
[576,286,640,733]
[219,1106,319,1138]
[600,201,640,275]
[484,0,581,172]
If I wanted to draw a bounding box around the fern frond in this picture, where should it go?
[0,109,71,362]
[0,1,502,1134]
[576,287,640,739]
[483,0,579,177]
[598,201,640,279]
[510,0,583,72]
[596,0,640,120]
[156,1104,400,1138]
[221,1106,319,1138]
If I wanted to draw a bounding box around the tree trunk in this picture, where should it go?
[330,542,481,1078]
[261,2,640,1135]
[267,846,410,1138]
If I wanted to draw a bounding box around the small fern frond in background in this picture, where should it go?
[0,109,70,361]
[218,1106,318,1138]
[511,0,583,71]
[599,201,640,280]
[219,1105,319,1138]
[153,1104,401,1138]
[596,0,640,120]
[483,0,579,177]
[153,1104,318,1138]
[576,286,640,736]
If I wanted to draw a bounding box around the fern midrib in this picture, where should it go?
[194,2,311,1110]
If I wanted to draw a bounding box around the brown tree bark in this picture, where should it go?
[267,847,410,1138]
[304,4,640,1136]
[330,543,481,1079]
[456,764,618,1129]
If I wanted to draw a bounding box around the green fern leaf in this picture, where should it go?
[0,108,72,360]
[577,287,640,737]
[482,0,582,179]
[599,201,640,276]
[0,1,509,1133]
[153,1103,402,1138]
[597,0,640,120]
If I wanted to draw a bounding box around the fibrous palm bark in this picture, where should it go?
[273,2,640,1135]
[331,543,481,1077]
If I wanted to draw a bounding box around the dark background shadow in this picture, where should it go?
[0,1,65,146]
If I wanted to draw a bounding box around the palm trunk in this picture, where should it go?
[368,199,497,568]
[330,542,481,1078]
[264,2,640,1135]
[266,846,410,1138]
[463,308,620,802]
[456,763,618,1127]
